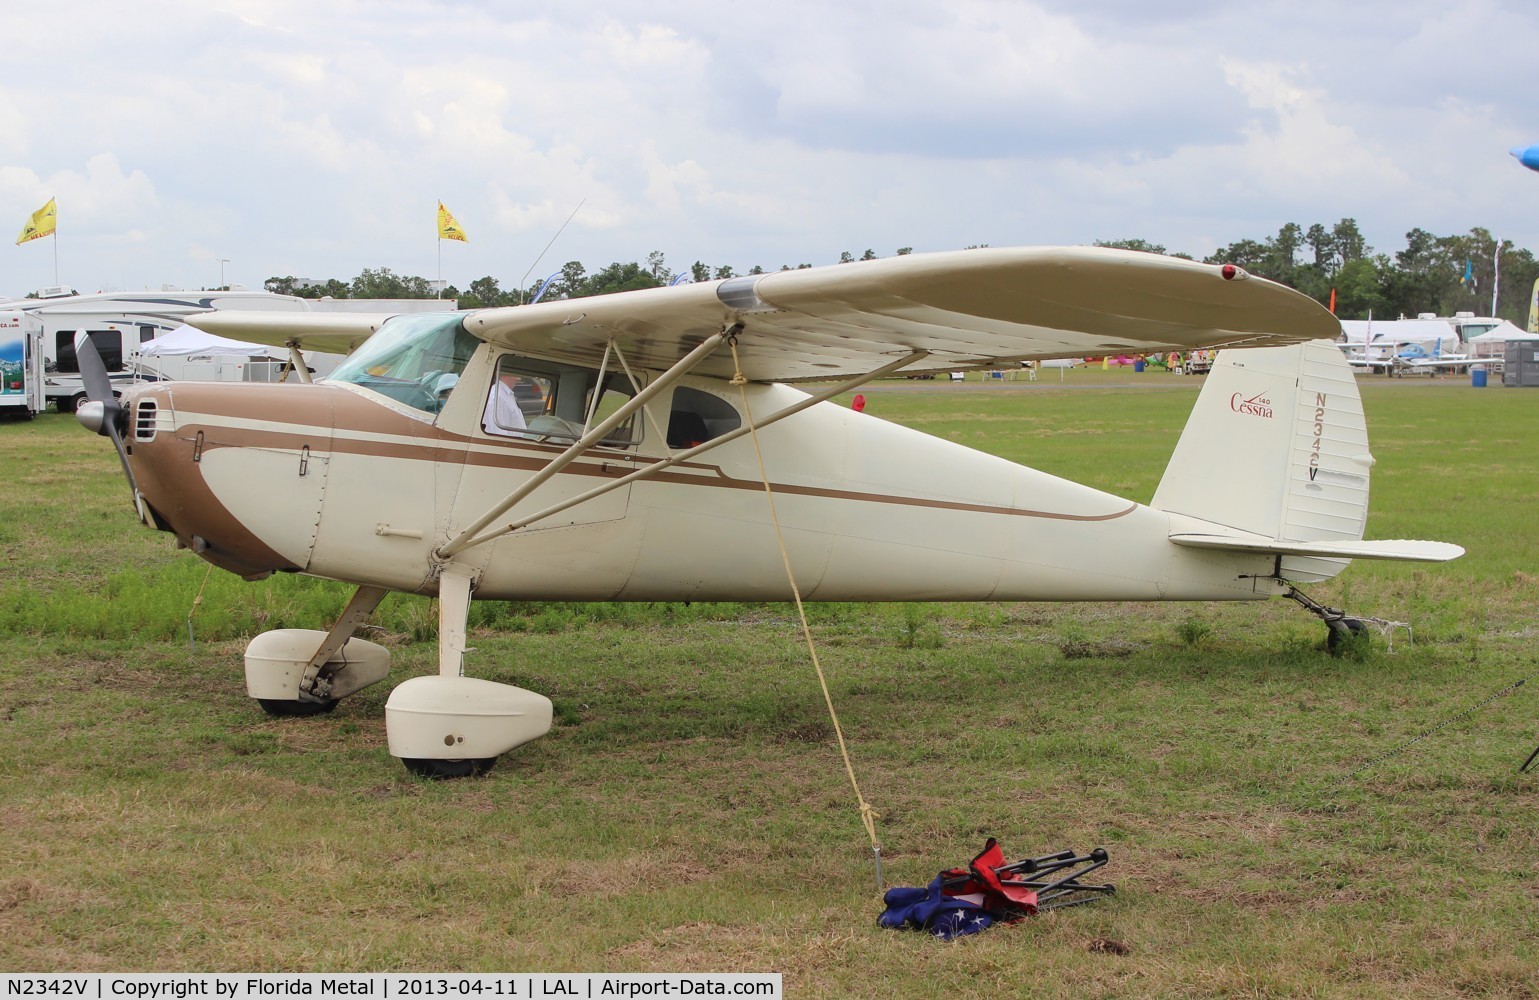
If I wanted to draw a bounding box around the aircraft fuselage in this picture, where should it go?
[120,373,1281,606]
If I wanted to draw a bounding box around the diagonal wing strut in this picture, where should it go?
[435,327,735,561]
[435,343,930,558]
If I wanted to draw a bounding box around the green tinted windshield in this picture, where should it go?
[326,313,479,414]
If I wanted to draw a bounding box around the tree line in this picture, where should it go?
[263,223,1538,325]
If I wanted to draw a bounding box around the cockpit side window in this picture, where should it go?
[481,354,642,448]
[668,386,740,448]
[483,357,555,436]
[326,313,478,415]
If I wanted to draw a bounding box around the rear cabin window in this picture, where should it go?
[667,386,740,448]
[481,354,641,448]
[54,329,124,373]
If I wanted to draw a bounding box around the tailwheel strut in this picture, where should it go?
[1284,587,1410,654]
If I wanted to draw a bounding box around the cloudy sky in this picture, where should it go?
[1,0,1535,300]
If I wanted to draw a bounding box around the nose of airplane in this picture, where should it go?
[122,382,335,580]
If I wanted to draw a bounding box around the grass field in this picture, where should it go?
[1,368,1536,996]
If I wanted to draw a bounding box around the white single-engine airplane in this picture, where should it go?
[1341,339,1495,376]
[75,247,1462,778]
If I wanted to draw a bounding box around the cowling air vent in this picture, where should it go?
[135,400,158,441]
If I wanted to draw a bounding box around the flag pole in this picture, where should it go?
[1492,240,1502,316]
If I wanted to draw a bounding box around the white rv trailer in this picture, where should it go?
[0,310,45,418]
[0,289,456,412]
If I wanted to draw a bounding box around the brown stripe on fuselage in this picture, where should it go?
[127,432,301,579]
[162,381,1139,524]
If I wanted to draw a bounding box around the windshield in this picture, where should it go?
[325,313,480,414]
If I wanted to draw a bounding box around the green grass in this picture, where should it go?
[1,370,1537,995]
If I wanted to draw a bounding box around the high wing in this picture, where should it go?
[1400,356,1495,369]
[183,311,395,355]
[186,248,1337,381]
[464,247,1337,382]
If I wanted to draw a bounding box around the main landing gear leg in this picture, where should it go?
[384,564,553,780]
[245,585,392,716]
[1283,587,1370,655]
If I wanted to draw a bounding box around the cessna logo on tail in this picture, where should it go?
[1229,392,1273,419]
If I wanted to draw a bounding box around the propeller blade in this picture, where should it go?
[72,334,141,509]
[74,331,117,409]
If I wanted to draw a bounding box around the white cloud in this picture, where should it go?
[1219,60,1412,194]
[41,155,160,231]
[1,0,1536,297]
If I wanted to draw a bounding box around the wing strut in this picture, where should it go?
[440,348,929,554]
[434,327,736,561]
[286,340,312,384]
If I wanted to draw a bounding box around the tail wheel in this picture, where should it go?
[257,698,339,717]
[1326,617,1369,654]
[402,757,498,780]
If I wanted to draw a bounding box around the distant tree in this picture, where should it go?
[584,261,665,297]
[1332,218,1368,265]
[839,251,855,263]
[1095,238,1170,256]
[266,276,349,298]
[558,261,588,300]
[861,249,878,261]
[645,250,671,284]
[690,261,711,283]
[1305,223,1333,270]
[315,279,350,299]
[714,265,736,280]
[460,276,506,309]
[1204,238,1269,271]
[352,267,433,299]
[1331,257,1388,319]
[896,247,913,256]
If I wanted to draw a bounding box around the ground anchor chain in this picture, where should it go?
[1284,586,1411,653]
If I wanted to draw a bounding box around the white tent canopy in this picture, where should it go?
[1467,320,1532,358]
[139,324,285,358]
[1467,320,1529,344]
[1339,319,1460,351]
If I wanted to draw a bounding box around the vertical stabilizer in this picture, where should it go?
[1152,340,1372,582]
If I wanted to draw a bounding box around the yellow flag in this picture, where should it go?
[16,198,56,245]
[437,201,467,242]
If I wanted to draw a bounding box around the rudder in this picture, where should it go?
[1152,340,1373,582]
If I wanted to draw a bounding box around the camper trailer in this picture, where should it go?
[0,289,313,412]
[0,289,457,412]
[0,310,44,418]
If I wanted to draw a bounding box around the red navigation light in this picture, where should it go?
[1221,264,1237,280]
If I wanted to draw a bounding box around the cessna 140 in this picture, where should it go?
[75,247,1462,778]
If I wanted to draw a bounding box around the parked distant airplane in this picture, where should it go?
[1341,340,1496,375]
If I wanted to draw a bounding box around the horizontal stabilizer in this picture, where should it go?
[1170,532,1464,563]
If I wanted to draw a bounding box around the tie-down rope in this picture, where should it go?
[726,335,884,889]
